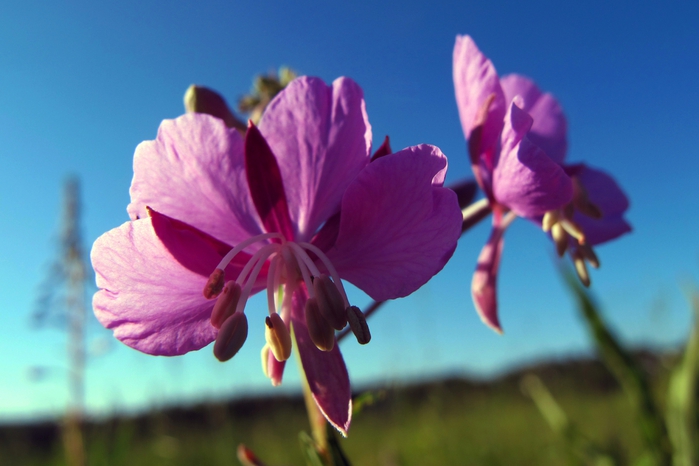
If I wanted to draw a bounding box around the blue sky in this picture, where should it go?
[1,0,698,421]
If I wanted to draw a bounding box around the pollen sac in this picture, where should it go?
[551,223,568,257]
[313,274,348,330]
[260,345,270,378]
[579,244,600,269]
[210,281,242,329]
[572,252,591,287]
[346,305,371,345]
[265,313,292,361]
[213,312,248,362]
[542,210,560,232]
[304,297,335,352]
[560,218,586,245]
[203,268,225,299]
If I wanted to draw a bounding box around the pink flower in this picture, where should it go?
[91,76,462,434]
[453,35,631,332]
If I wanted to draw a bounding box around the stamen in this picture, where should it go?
[286,242,322,277]
[285,244,315,301]
[236,244,278,315]
[313,274,348,330]
[266,255,280,316]
[213,312,248,362]
[210,281,242,329]
[304,297,335,351]
[347,305,371,344]
[299,242,350,307]
[572,251,591,287]
[260,345,270,378]
[560,218,586,245]
[551,223,568,257]
[216,232,284,270]
[235,243,279,285]
[203,268,225,299]
[542,210,560,232]
[579,244,600,269]
[265,313,292,361]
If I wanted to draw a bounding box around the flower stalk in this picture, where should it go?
[564,271,672,465]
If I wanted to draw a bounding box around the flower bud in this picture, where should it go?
[184,85,246,133]
[265,313,292,361]
[304,298,335,351]
[213,312,248,362]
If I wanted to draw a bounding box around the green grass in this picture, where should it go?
[0,353,677,466]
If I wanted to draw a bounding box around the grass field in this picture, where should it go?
[0,352,675,466]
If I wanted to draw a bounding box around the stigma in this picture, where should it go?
[202,232,370,364]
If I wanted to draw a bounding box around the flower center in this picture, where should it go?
[202,232,370,364]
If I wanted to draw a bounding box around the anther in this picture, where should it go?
[560,218,586,245]
[265,313,292,361]
[210,282,243,329]
[313,275,348,330]
[203,268,225,299]
[572,252,591,287]
[304,298,335,351]
[213,312,248,362]
[260,345,270,378]
[542,210,560,232]
[346,305,371,345]
[551,223,568,257]
[579,244,600,269]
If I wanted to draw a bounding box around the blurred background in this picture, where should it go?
[1,0,698,464]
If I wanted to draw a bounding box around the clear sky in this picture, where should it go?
[1,0,698,422]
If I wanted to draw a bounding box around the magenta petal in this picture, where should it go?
[575,165,630,216]
[291,287,351,435]
[472,222,506,333]
[259,76,371,241]
[91,219,217,356]
[371,135,392,161]
[572,164,631,245]
[327,145,462,301]
[127,113,264,247]
[453,35,506,158]
[500,74,568,164]
[575,214,632,245]
[245,123,295,240]
[493,102,572,218]
[149,208,263,280]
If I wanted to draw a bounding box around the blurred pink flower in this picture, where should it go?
[454,35,630,332]
[91,76,462,435]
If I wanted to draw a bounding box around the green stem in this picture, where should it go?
[565,273,672,465]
